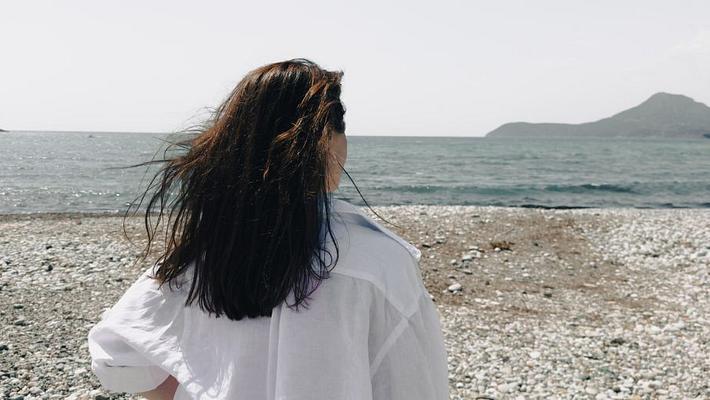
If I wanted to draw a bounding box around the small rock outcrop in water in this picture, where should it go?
[486,92,710,139]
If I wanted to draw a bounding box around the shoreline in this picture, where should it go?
[2,203,710,220]
[1,206,708,399]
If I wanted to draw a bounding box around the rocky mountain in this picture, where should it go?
[486,93,710,138]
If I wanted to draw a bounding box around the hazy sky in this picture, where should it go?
[1,0,709,136]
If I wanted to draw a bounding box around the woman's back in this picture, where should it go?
[88,58,449,399]
[88,197,450,399]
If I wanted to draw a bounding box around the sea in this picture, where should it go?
[1,131,709,214]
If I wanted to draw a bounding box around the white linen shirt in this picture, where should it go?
[87,197,450,399]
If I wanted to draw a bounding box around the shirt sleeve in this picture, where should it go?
[370,291,450,400]
[86,266,184,394]
[88,319,171,393]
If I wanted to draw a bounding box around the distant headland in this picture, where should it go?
[486,92,710,139]
[0,128,7,132]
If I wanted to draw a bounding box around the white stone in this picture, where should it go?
[447,283,462,292]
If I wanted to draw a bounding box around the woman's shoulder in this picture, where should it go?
[93,262,186,324]
[327,198,427,317]
[328,198,420,262]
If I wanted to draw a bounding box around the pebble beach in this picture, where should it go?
[1,206,708,400]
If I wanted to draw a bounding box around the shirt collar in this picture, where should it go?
[328,196,365,217]
[325,195,422,262]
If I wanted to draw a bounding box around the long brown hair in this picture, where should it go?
[125,58,350,320]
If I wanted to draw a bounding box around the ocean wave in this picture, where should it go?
[543,183,638,194]
[371,184,526,196]
[371,183,640,195]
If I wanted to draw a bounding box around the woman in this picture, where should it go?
[87,58,449,399]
